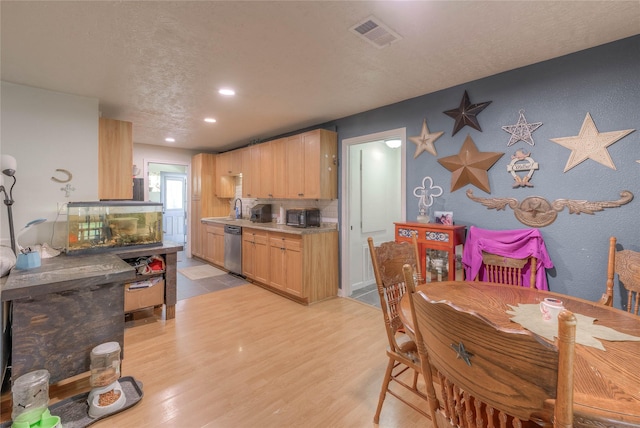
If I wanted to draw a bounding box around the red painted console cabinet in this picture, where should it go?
[394,222,467,282]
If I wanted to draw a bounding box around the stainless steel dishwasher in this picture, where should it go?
[224,225,243,276]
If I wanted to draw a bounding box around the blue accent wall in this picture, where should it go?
[326,35,640,307]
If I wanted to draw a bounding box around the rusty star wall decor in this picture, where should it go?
[549,112,635,172]
[438,134,504,193]
[409,118,444,158]
[443,90,492,136]
[466,189,634,227]
[501,109,543,147]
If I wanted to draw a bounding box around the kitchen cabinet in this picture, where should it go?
[191,153,227,258]
[285,129,337,199]
[242,229,269,284]
[98,118,133,200]
[191,201,203,258]
[271,138,288,198]
[243,143,273,198]
[394,222,467,282]
[217,128,336,200]
[204,220,338,304]
[269,233,303,298]
[204,223,225,267]
[215,149,244,198]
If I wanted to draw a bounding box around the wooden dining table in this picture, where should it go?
[399,281,640,428]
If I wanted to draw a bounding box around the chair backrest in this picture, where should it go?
[410,284,576,427]
[476,251,537,288]
[602,237,640,314]
[463,225,552,289]
[367,234,421,353]
[402,264,440,422]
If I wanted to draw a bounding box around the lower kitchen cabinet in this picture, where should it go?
[204,223,225,267]
[242,229,269,284]
[243,227,338,304]
[269,233,303,298]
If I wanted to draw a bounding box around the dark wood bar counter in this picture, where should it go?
[2,253,135,383]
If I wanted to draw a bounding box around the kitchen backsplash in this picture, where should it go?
[229,176,338,223]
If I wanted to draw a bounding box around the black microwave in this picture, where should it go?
[286,208,321,228]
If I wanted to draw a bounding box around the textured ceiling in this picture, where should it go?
[1,1,639,152]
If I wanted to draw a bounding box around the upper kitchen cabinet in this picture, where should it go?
[215,150,242,198]
[286,129,337,199]
[243,142,273,198]
[98,118,133,200]
[271,138,287,199]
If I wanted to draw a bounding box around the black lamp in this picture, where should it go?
[0,154,17,255]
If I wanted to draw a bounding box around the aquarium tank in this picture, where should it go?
[66,201,163,254]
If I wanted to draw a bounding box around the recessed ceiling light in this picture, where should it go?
[204,118,217,123]
[218,88,235,96]
[165,137,175,143]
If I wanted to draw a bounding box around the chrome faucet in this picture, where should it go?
[233,198,242,219]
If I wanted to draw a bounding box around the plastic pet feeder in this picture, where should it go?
[87,342,126,419]
[11,369,61,428]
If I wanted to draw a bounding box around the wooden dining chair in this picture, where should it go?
[600,236,640,314]
[367,234,430,424]
[408,271,577,428]
[476,251,537,288]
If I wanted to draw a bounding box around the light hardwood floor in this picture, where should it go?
[2,284,431,427]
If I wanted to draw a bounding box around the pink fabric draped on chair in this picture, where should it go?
[462,226,553,290]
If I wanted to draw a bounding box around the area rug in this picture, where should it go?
[178,264,227,280]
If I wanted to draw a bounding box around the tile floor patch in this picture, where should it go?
[178,265,227,280]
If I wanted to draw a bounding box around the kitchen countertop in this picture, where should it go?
[201,217,338,235]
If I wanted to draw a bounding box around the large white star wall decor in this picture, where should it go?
[549,113,635,172]
[501,109,542,147]
[409,118,444,158]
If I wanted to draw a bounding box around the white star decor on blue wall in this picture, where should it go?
[501,109,543,147]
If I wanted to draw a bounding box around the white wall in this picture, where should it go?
[134,143,197,201]
[0,82,99,249]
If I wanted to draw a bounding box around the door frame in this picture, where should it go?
[143,159,190,254]
[339,128,406,298]
[160,171,188,245]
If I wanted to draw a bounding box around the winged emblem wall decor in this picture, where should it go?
[466,189,633,227]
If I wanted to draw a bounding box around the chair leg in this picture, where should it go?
[412,369,419,390]
[374,357,395,423]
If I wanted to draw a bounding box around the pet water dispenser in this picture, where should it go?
[87,342,126,418]
[11,369,61,428]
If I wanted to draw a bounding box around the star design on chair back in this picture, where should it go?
[451,341,474,366]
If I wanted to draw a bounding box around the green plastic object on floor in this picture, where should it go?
[11,409,61,428]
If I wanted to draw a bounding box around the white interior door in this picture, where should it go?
[340,129,406,297]
[161,172,187,244]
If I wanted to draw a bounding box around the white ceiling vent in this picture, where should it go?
[350,16,402,49]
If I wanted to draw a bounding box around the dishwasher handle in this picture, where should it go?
[224,225,242,235]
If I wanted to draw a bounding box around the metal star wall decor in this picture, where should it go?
[466,189,634,227]
[549,112,635,172]
[438,134,504,193]
[443,90,492,136]
[409,118,444,158]
[451,342,473,366]
[501,109,543,146]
